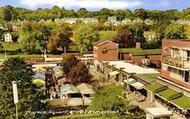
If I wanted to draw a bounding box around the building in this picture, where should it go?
[93,40,119,61]
[161,39,190,90]
[4,33,12,43]
[144,31,157,42]
[145,107,173,119]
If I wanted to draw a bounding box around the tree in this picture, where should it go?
[133,23,147,49]
[99,8,113,21]
[114,26,135,48]
[62,54,79,76]
[19,22,51,53]
[3,5,16,21]
[0,42,3,49]
[165,23,187,39]
[0,57,47,118]
[47,24,72,53]
[77,8,88,17]
[73,24,99,53]
[134,9,148,21]
[87,84,128,114]
[68,62,92,85]
[87,83,145,118]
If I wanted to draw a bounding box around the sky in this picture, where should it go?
[0,0,190,11]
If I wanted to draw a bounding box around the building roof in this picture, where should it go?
[145,107,172,117]
[93,40,118,46]
[164,39,190,42]
[105,61,159,74]
[77,83,95,95]
[34,72,45,80]
[60,84,80,94]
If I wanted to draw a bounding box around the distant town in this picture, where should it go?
[1,5,190,119]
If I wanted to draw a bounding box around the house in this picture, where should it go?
[93,40,119,61]
[133,18,143,23]
[144,19,154,25]
[105,16,121,26]
[121,18,132,25]
[4,33,13,43]
[144,31,157,42]
[161,39,190,90]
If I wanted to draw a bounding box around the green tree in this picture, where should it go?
[87,84,128,114]
[165,23,187,39]
[73,24,99,53]
[3,5,17,21]
[77,8,88,17]
[133,23,147,49]
[19,22,51,53]
[0,57,47,119]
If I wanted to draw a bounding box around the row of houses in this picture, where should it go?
[92,39,190,117]
[54,17,154,26]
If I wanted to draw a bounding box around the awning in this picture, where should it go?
[145,107,173,117]
[124,78,137,84]
[109,71,119,76]
[131,82,144,90]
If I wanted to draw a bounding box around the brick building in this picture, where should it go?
[93,40,118,61]
[161,39,190,90]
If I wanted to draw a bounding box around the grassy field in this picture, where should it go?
[2,42,21,51]
[119,48,161,55]
[0,42,42,59]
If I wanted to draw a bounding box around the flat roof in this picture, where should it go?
[146,107,172,117]
[133,73,159,84]
[105,61,159,74]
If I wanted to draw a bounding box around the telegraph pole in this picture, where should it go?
[12,81,18,119]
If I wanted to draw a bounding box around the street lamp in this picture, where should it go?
[12,81,18,119]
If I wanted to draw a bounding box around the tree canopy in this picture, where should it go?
[114,26,135,48]
[0,57,47,118]
[165,23,187,39]
[73,24,99,53]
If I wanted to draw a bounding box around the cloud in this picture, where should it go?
[20,0,141,9]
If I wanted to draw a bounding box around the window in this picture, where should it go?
[102,48,108,54]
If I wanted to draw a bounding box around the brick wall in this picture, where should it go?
[160,68,190,89]
[93,42,118,61]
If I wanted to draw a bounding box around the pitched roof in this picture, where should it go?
[93,40,118,46]
[77,83,95,95]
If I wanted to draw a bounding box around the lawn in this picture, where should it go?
[0,53,42,59]
[119,48,161,55]
[2,42,21,51]
[0,42,43,59]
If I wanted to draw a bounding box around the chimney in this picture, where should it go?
[136,42,141,49]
